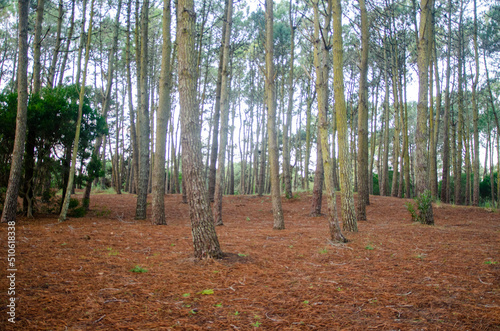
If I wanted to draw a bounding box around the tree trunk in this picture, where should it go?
[441,0,453,203]
[356,0,369,221]
[213,0,233,226]
[83,0,122,207]
[415,0,434,224]
[1,0,29,223]
[208,0,229,202]
[471,0,480,206]
[454,2,464,205]
[310,125,324,217]
[152,0,172,225]
[381,34,391,197]
[32,0,45,94]
[135,0,150,219]
[333,0,356,231]
[265,0,285,230]
[283,0,295,199]
[177,0,223,259]
[312,0,346,242]
[47,0,63,88]
[58,0,75,86]
[59,0,94,222]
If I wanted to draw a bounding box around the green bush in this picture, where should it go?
[405,190,434,225]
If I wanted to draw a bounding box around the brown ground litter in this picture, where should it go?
[1,193,499,330]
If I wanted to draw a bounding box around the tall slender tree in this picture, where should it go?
[415,0,434,224]
[177,0,223,259]
[213,0,233,226]
[152,0,173,225]
[135,0,151,219]
[265,0,285,230]
[1,0,29,223]
[356,0,369,221]
[59,0,95,222]
[333,0,357,231]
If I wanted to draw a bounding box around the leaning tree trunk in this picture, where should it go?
[1,0,29,223]
[59,0,95,222]
[265,0,285,230]
[177,0,223,259]
[151,0,173,225]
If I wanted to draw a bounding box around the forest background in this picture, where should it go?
[0,0,499,249]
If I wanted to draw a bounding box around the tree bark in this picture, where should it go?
[356,0,369,221]
[1,0,29,223]
[47,0,63,88]
[135,0,151,219]
[152,0,173,225]
[177,0,223,259]
[471,0,480,206]
[333,0,357,231]
[208,0,229,202]
[33,0,45,94]
[265,0,285,230]
[59,0,94,222]
[312,0,346,242]
[213,0,233,226]
[283,0,295,199]
[415,0,434,224]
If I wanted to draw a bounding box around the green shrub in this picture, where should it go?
[405,190,434,225]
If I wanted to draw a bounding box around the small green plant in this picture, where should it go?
[215,303,222,307]
[61,242,67,246]
[197,289,214,295]
[246,217,251,221]
[303,300,309,305]
[319,248,328,254]
[365,245,374,250]
[182,293,191,297]
[251,321,262,327]
[404,190,434,224]
[130,265,148,273]
[238,253,247,257]
[484,260,498,265]
[234,311,240,316]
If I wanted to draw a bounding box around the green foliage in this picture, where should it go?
[69,198,79,209]
[130,265,148,273]
[405,190,433,224]
[197,289,214,295]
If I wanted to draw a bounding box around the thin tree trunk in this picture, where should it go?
[441,0,453,203]
[152,0,173,225]
[333,0,356,231]
[312,0,345,242]
[265,0,285,230]
[33,0,45,94]
[59,0,94,222]
[47,0,63,88]
[1,0,29,223]
[356,0,369,221]
[381,34,390,196]
[135,0,151,219]
[454,2,465,205]
[213,0,233,226]
[415,0,434,224]
[208,0,229,202]
[471,0,480,206]
[283,0,295,199]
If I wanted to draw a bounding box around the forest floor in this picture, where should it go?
[1,192,499,330]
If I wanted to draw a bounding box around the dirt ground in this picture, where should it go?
[1,192,499,330]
